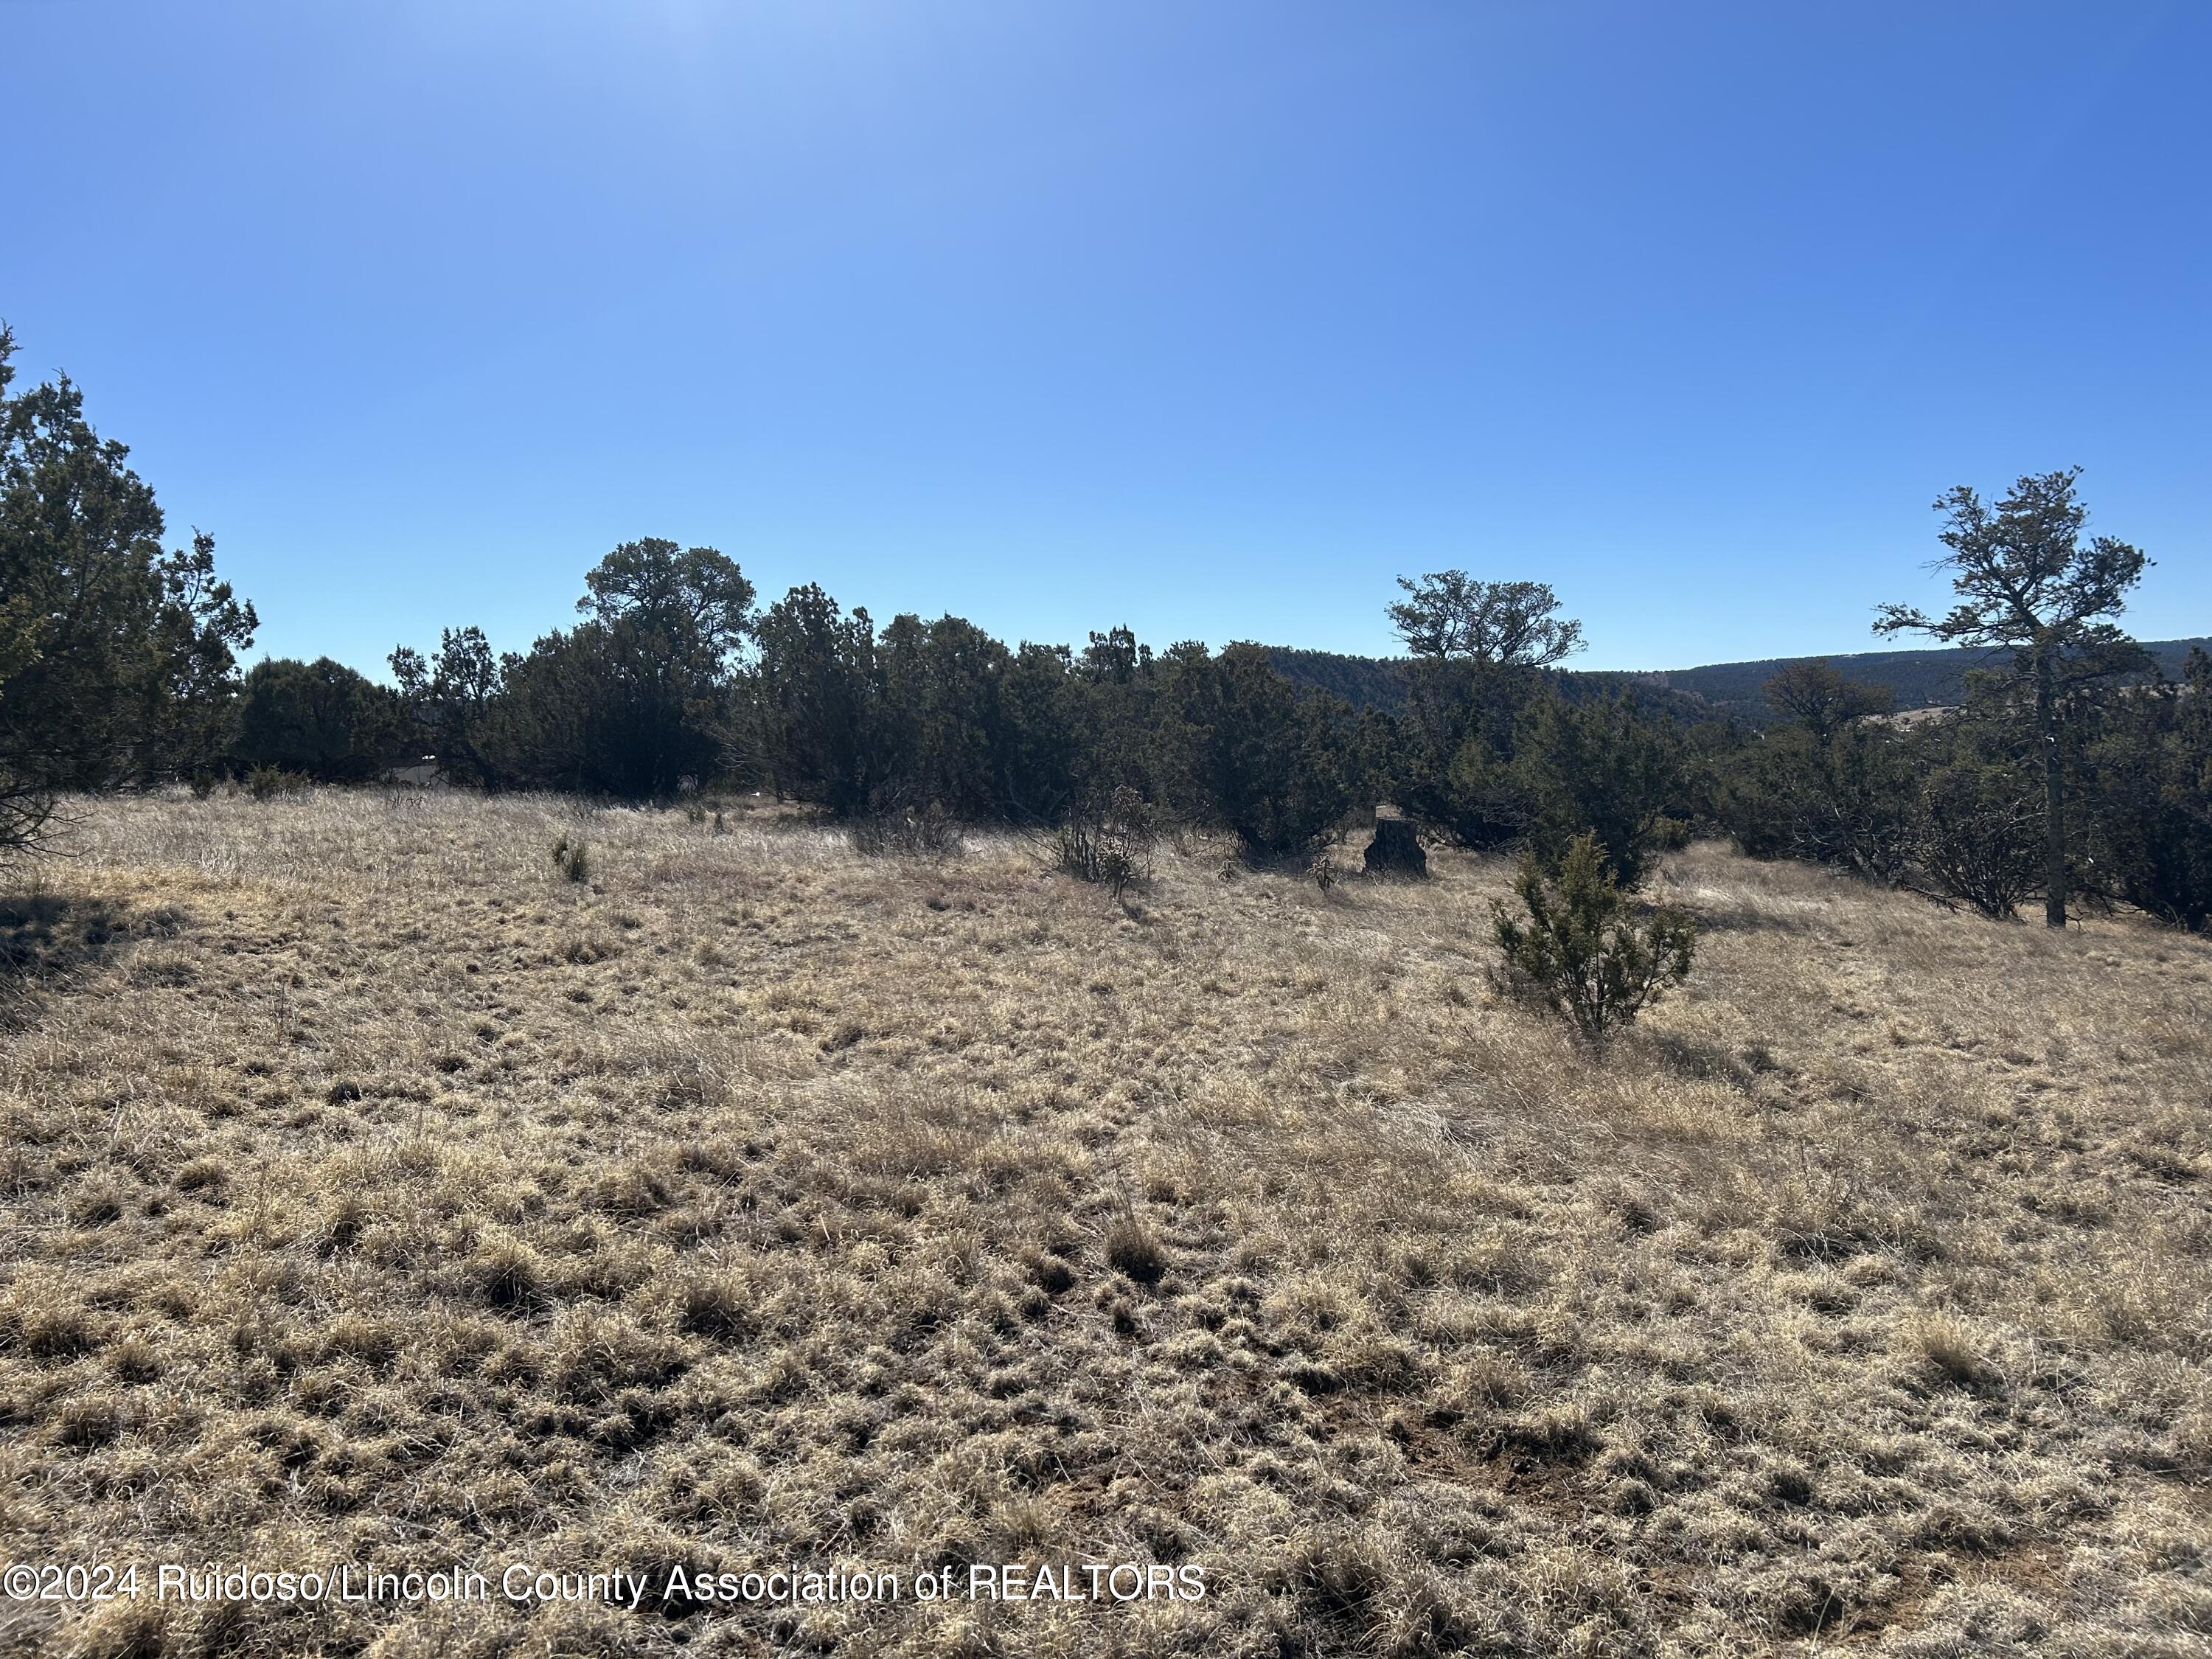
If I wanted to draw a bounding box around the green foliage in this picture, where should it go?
[1715,664,1913,881]
[1761,660,1894,742]
[1491,833,1696,1044]
[1719,723,1914,882]
[243,765,309,802]
[1512,689,1688,888]
[389,627,507,787]
[1877,467,2148,927]
[550,834,590,883]
[505,545,751,799]
[432,540,751,801]
[1389,572,1584,667]
[2079,649,2212,930]
[1910,752,2042,921]
[577,538,754,667]
[234,657,403,782]
[875,613,1012,820]
[0,327,256,856]
[1386,658,1538,849]
[1156,643,1358,860]
[742,584,883,815]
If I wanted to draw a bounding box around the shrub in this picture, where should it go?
[550,833,591,883]
[1717,722,1915,883]
[1492,832,1694,1044]
[233,656,403,782]
[1054,786,1155,897]
[849,807,960,858]
[245,765,308,802]
[1513,690,1689,889]
[1157,643,1358,863]
[1911,760,2040,920]
[2080,649,2212,931]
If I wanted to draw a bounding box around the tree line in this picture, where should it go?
[4,329,2206,930]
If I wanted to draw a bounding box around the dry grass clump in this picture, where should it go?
[2,788,2209,1655]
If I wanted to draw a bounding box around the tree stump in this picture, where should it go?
[1363,817,1427,878]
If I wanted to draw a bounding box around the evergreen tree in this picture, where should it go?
[744,584,882,814]
[389,627,509,787]
[0,326,256,855]
[1512,689,1688,888]
[233,658,403,782]
[2079,647,2212,929]
[1877,469,2148,927]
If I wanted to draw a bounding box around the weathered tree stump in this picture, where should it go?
[1363,816,1427,878]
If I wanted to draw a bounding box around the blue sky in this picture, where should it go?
[6,0,2206,672]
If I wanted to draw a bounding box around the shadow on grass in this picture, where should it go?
[0,893,185,1029]
[1645,1029,1795,1093]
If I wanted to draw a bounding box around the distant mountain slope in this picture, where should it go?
[1269,639,2212,725]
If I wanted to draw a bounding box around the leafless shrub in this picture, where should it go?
[849,806,960,858]
[1054,787,1155,897]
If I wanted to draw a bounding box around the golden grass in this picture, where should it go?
[4,789,2211,1656]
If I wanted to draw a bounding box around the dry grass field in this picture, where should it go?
[4,790,2211,1658]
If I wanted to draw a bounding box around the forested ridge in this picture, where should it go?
[1269,639,2212,722]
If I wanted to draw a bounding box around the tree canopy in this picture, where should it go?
[0,324,257,856]
[1388,572,1585,667]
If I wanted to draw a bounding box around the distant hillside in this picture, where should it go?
[1270,639,2212,726]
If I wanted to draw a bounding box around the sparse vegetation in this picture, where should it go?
[849,805,961,858]
[4,788,2208,1655]
[1054,786,1155,897]
[7,329,2211,1652]
[243,764,309,802]
[550,831,590,882]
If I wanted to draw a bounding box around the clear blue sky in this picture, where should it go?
[6,1,2206,672]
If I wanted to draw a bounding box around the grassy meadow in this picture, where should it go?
[3,789,2211,1657]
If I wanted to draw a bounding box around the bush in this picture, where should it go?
[2080,649,2212,931]
[233,656,403,782]
[1911,760,2040,920]
[1158,643,1358,863]
[1717,723,1915,883]
[244,765,309,802]
[550,834,591,883]
[1492,832,1695,1044]
[1513,689,1688,889]
[849,807,959,858]
[1054,786,1155,897]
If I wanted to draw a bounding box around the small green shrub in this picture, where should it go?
[1492,832,1694,1044]
[550,834,591,883]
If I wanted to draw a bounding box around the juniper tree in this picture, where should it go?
[1492,832,1696,1045]
[1877,469,2147,927]
[1388,573,1585,667]
[0,325,257,855]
